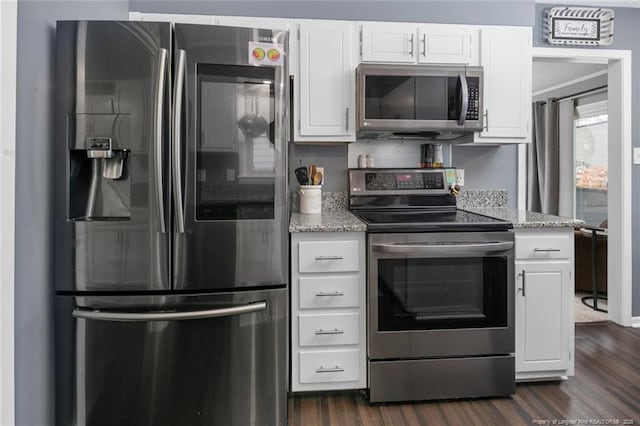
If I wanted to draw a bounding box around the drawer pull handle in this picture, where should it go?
[315,328,344,335]
[315,291,345,297]
[315,256,344,260]
[316,365,344,373]
[534,248,561,252]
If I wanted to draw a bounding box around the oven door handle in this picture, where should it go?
[371,241,513,255]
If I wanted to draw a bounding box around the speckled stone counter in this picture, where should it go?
[457,190,508,208]
[464,207,584,228]
[289,209,367,233]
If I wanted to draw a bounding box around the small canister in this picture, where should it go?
[421,144,434,168]
[358,154,367,168]
[366,154,375,168]
[433,144,444,168]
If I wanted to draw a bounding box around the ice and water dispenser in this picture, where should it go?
[68,113,131,221]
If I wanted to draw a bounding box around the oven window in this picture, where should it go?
[377,257,508,331]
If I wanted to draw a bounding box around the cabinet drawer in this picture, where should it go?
[299,349,360,383]
[299,275,360,309]
[515,235,571,260]
[299,313,359,347]
[298,240,359,273]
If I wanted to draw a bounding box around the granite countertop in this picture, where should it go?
[288,189,583,232]
[464,207,584,228]
[289,209,367,233]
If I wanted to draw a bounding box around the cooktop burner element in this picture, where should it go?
[348,168,512,233]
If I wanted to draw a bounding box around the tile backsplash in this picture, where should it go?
[347,139,452,169]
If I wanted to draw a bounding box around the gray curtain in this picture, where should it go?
[528,99,559,215]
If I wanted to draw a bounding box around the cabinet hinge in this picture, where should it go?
[297,27,300,40]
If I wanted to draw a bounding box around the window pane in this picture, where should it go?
[574,114,607,227]
[196,64,275,221]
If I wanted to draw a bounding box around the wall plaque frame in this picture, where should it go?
[546,7,614,46]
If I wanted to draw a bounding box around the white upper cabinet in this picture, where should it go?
[293,20,356,142]
[360,22,416,63]
[418,25,473,64]
[474,26,532,143]
[360,22,476,65]
[129,12,216,24]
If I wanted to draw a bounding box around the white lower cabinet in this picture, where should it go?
[291,232,366,391]
[514,228,574,381]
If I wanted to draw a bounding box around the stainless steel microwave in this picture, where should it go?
[356,64,483,135]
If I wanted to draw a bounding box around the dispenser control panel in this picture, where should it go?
[86,137,113,158]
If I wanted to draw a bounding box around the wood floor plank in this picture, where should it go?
[288,322,640,426]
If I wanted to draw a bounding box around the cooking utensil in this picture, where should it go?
[312,172,322,185]
[294,167,309,185]
[309,165,317,184]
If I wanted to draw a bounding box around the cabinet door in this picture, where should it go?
[417,25,472,64]
[360,22,417,63]
[475,26,531,142]
[515,261,571,373]
[296,20,355,141]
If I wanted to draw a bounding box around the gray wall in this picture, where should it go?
[533,4,640,317]
[15,2,128,425]
[131,0,535,26]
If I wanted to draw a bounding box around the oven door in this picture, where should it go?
[368,231,514,360]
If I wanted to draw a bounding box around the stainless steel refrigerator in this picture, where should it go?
[54,21,289,426]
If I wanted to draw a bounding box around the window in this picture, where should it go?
[574,100,607,227]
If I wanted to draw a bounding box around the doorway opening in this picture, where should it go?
[522,47,632,327]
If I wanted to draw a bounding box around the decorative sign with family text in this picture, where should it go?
[546,7,614,46]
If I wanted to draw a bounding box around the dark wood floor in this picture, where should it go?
[288,322,640,426]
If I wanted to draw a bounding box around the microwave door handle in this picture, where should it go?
[457,73,469,126]
[172,49,187,234]
[371,241,513,255]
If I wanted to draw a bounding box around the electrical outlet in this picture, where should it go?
[455,169,465,187]
[226,169,235,182]
[634,148,640,165]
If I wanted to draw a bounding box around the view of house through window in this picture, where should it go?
[574,102,608,228]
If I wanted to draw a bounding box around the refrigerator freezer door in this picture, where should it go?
[55,289,288,426]
[55,21,172,292]
[173,24,289,291]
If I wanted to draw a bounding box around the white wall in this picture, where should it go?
[0,0,17,424]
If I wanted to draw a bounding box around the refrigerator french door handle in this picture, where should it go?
[457,72,469,126]
[155,48,168,233]
[72,301,267,322]
[172,49,187,234]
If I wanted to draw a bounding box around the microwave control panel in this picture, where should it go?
[467,84,480,121]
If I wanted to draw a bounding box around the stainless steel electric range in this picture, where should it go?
[349,168,515,403]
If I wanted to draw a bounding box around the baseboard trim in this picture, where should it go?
[632,317,640,328]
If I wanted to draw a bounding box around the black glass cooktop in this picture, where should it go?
[352,209,512,233]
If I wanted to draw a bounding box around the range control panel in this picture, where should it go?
[350,168,449,196]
